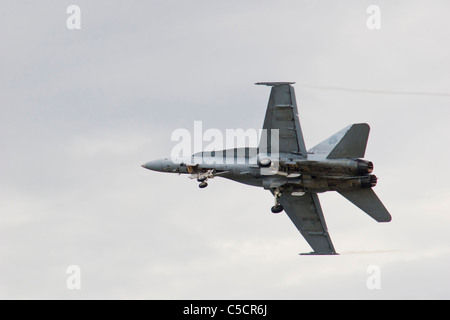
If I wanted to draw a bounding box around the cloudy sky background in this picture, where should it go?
[1,0,450,299]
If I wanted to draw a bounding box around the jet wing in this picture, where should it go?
[256,82,308,157]
[278,191,338,255]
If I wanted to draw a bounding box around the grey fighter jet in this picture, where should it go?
[142,82,391,255]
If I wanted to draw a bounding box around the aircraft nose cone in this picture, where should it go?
[141,160,163,171]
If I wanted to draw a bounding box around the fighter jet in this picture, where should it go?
[142,82,391,255]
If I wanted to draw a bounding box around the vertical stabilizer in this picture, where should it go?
[308,123,370,160]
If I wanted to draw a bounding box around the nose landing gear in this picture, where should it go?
[271,188,284,214]
[193,169,215,188]
[271,205,283,213]
[198,181,208,188]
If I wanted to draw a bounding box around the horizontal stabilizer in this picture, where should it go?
[338,188,392,222]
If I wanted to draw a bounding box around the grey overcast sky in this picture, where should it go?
[1,0,450,299]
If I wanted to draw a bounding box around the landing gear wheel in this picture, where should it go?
[271,205,284,214]
[271,188,283,213]
[199,182,208,188]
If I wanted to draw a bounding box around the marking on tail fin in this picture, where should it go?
[308,125,352,160]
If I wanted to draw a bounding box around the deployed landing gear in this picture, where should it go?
[271,188,284,214]
[271,205,283,213]
[190,169,216,189]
